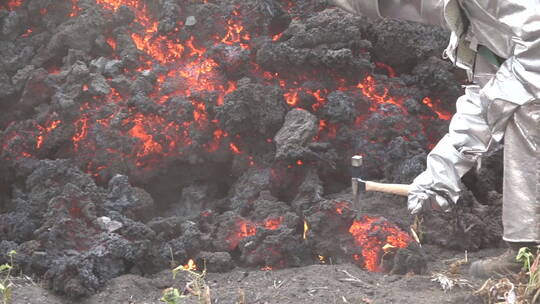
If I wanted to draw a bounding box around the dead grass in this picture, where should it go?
[473,246,540,304]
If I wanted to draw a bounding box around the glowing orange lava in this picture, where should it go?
[73,117,89,152]
[349,216,411,272]
[264,217,283,230]
[357,76,402,111]
[334,201,350,215]
[1,0,451,178]
[36,120,61,149]
[4,0,22,10]
[229,142,241,154]
[220,10,250,49]
[422,97,452,120]
[181,259,197,271]
[226,217,283,250]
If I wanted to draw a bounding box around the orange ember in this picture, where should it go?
[95,0,139,11]
[334,201,350,215]
[5,0,22,10]
[21,28,33,37]
[226,219,256,250]
[264,216,283,230]
[284,90,299,106]
[227,217,283,250]
[229,142,241,154]
[107,37,116,51]
[422,97,452,120]
[181,259,197,271]
[349,216,411,272]
[70,0,81,17]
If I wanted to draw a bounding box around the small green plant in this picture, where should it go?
[0,250,16,304]
[161,287,185,304]
[516,246,540,303]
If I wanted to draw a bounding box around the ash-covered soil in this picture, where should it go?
[11,247,502,304]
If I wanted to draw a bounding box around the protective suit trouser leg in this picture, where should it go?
[502,102,540,242]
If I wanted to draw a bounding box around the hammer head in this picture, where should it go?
[351,155,362,178]
[351,155,365,212]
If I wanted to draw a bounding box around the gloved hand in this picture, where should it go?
[407,176,454,215]
[405,134,475,215]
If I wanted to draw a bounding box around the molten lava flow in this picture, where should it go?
[226,219,257,250]
[357,76,403,111]
[220,9,251,49]
[36,120,61,149]
[348,216,411,272]
[264,216,283,230]
[127,114,164,161]
[422,97,452,120]
[1,0,452,177]
[226,217,283,250]
[284,89,299,107]
[72,116,89,152]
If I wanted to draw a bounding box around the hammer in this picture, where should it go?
[351,155,411,212]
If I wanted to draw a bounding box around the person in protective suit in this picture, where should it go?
[333,0,540,278]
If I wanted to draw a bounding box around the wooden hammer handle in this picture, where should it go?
[365,181,411,197]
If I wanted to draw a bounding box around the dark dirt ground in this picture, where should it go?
[10,246,503,304]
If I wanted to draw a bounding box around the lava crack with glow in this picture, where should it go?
[226,217,284,250]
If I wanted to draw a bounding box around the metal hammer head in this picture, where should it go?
[351,155,362,178]
[351,155,365,212]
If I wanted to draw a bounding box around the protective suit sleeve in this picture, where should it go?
[408,86,495,214]
[409,3,540,214]
[331,0,446,28]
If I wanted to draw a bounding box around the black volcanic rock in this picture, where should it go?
[216,82,287,137]
[274,108,318,160]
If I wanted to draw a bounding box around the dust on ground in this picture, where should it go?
[10,246,503,304]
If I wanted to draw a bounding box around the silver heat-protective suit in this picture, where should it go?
[333,0,540,242]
